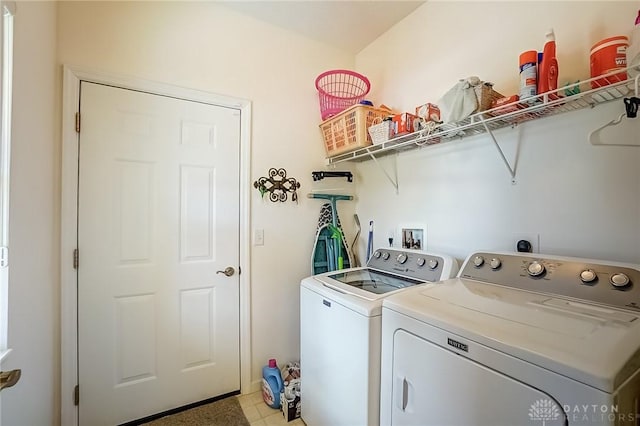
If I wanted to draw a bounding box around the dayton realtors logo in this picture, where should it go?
[529,399,561,425]
[529,399,639,424]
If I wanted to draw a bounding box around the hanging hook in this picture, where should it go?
[624,97,640,118]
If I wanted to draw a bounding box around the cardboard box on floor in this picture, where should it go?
[280,390,301,422]
[280,376,301,422]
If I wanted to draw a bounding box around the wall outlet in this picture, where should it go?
[254,229,264,246]
[512,233,540,253]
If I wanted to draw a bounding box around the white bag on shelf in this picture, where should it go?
[438,76,480,123]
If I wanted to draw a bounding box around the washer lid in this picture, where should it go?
[301,270,419,317]
[382,278,640,393]
[325,268,425,295]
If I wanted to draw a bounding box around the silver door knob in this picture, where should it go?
[216,266,235,277]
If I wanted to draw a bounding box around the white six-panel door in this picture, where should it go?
[77,81,241,425]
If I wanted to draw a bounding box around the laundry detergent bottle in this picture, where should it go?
[537,29,559,94]
[262,359,284,409]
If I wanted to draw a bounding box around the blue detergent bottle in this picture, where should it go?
[261,358,284,409]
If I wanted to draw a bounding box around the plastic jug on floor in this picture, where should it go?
[261,358,284,409]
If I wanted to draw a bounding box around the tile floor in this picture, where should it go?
[237,391,305,426]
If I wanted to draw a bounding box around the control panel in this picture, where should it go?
[367,248,446,282]
[460,252,640,311]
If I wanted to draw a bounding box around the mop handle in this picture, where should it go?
[366,221,374,262]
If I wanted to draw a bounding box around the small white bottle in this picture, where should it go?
[628,9,640,77]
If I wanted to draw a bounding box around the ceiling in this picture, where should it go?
[220,1,426,54]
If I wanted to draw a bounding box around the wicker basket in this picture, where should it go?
[474,82,504,113]
[368,118,394,145]
[319,105,389,157]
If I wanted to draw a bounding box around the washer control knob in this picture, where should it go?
[473,256,485,267]
[416,258,426,267]
[373,251,381,259]
[382,252,390,260]
[610,273,631,288]
[527,261,545,277]
[428,259,439,270]
[490,258,502,270]
[396,253,408,264]
[580,269,597,283]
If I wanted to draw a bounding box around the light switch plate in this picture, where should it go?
[254,229,264,246]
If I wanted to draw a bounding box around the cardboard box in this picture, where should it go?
[280,392,301,422]
[489,94,526,116]
[279,363,300,422]
[392,112,420,136]
[415,103,440,122]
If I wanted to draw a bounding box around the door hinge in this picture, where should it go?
[75,112,81,133]
[74,384,79,406]
[0,246,8,269]
[73,249,79,270]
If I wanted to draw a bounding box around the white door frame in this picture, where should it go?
[60,65,252,426]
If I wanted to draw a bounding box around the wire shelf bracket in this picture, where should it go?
[589,72,640,147]
[367,150,399,194]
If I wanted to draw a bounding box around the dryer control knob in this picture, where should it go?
[610,273,631,288]
[490,258,502,269]
[428,259,439,269]
[373,251,381,259]
[416,258,426,267]
[527,261,545,277]
[396,253,408,264]
[473,256,485,267]
[580,269,597,283]
[382,252,390,260]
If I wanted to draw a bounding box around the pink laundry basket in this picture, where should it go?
[315,70,371,120]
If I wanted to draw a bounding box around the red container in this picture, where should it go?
[590,36,629,88]
[392,113,419,136]
[415,103,440,122]
[489,95,525,116]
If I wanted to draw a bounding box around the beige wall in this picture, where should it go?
[6,1,640,424]
[56,0,353,412]
[5,1,355,424]
[354,1,640,263]
[2,2,60,426]
[358,1,638,113]
[57,0,355,400]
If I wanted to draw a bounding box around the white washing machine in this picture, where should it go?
[380,251,640,426]
[300,248,458,426]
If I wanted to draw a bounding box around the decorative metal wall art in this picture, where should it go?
[254,168,300,203]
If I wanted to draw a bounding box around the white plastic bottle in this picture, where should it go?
[628,9,640,77]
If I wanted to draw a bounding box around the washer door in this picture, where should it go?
[390,330,566,426]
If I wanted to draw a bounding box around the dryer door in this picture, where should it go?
[390,329,566,426]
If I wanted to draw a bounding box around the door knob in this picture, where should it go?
[216,266,235,277]
[0,369,21,392]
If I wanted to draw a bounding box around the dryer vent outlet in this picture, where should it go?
[512,233,540,253]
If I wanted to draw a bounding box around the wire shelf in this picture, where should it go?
[326,67,640,164]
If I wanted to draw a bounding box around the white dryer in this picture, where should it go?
[380,251,640,426]
[300,248,458,426]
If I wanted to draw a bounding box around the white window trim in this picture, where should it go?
[0,1,15,361]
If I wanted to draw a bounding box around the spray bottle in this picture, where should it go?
[537,29,559,94]
[627,9,640,77]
